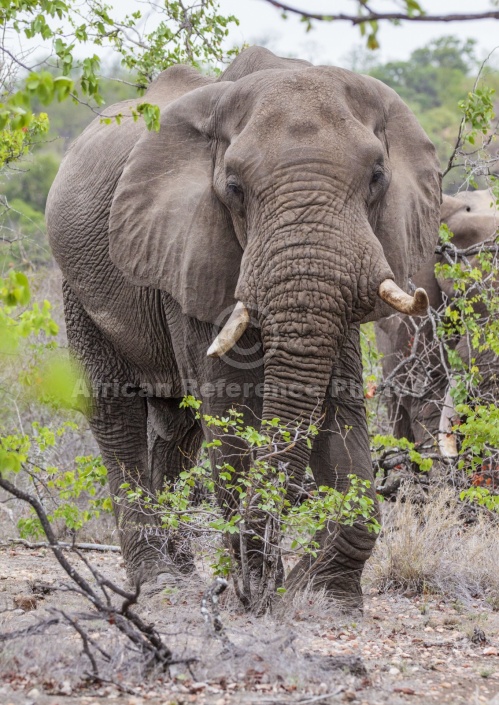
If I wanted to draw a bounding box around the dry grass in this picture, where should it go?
[366,486,499,601]
[5,492,499,702]
[0,553,358,697]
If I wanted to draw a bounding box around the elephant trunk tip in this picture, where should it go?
[378,279,429,317]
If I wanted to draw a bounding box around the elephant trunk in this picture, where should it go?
[227,218,392,610]
[234,215,395,495]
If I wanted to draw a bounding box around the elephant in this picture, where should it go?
[375,189,499,466]
[46,46,441,609]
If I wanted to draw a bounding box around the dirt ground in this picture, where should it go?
[2,545,499,705]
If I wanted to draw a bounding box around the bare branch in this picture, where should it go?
[0,471,178,670]
[0,617,60,642]
[261,1,499,25]
[0,46,32,73]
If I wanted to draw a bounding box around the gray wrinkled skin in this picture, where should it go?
[46,47,441,608]
[376,189,499,456]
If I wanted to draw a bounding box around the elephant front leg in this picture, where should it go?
[89,392,168,581]
[94,394,204,588]
[63,282,181,585]
[286,325,379,611]
[147,397,204,576]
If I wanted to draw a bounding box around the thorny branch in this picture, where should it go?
[435,241,499,259]
[374,232,499,500]
[111,408,370,614]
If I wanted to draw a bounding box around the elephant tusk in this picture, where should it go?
[438,431,459,459]
[207,301,251,358]
[438,387,459,458]
[378,279,429,316]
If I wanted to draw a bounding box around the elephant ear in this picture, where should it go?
[109,81,241,324]
[219,45,311,82]
[368,78,441,311]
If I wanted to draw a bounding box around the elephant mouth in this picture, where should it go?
[207,279,429,358]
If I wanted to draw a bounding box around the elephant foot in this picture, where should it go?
[124,558,204,601]
[124,551,198,596]
[324,584,364,615]
[121,527,197,593]
[286,553,365,614]
[139,568,204,599]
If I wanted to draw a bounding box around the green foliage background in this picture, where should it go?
[1,0,499,548]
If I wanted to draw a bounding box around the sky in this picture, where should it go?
[219,0,499,67]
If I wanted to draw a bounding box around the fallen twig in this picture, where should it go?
[3,538,121,552]
[83,671,142,696]
[296,691,346,704]
[259,687,345,704]
[0,617,60,642]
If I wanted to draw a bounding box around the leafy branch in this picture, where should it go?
[0,0,239,163]
[444,47,499,178]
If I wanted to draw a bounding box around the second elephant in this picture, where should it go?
[376,189,499,459]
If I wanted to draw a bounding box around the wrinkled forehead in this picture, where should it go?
[215,66,386,141]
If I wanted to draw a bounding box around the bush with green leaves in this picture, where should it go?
[435,213,499,482]
[368,45,499,508]
[0,273,111,540]
[373,224,499,510]
[372,223,499,502]
[115,397,380,611]
[7,425,111,540]
[0,270,57,352]
[0,278,379,608]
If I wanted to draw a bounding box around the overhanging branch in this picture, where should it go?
[261,1,499,25]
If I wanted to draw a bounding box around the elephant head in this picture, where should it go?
[438,189,499,457]
[439,189,499,297]
[108,47,441,483]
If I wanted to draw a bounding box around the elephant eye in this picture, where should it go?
[371,167,384,186]
[226,179,244,201]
